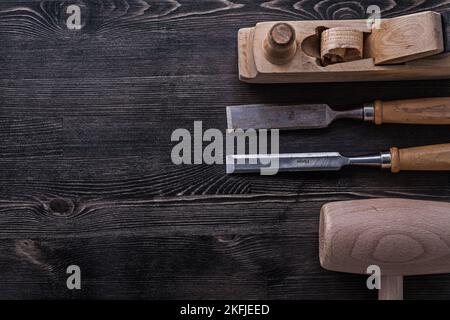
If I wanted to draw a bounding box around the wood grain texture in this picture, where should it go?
[366,11,444,65]
[375,97,450,125]
[379,276,403,300]
[391,143,450,172]
[0,0,449,300]
[320,27,364,65]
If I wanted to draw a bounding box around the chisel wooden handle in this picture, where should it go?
[390,143,450,172]
[373,97,450,125]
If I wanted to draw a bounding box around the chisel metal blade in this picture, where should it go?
[226,153,350,174]
[226,104,363,130]
[227,104,331,130]
[226,151,391,174]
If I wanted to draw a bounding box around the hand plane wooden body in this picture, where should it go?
[238,11,450,83]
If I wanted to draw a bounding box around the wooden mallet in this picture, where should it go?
[319,198,450,300]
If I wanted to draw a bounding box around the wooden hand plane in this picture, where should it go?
[239,11,450,83]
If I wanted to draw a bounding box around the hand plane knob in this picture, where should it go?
[263,23,297,65]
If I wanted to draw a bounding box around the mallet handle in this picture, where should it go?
[379,276,403,300]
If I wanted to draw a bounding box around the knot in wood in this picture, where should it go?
[48,198,73,216]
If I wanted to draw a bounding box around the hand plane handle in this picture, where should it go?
[390,143,450,172]
[372,97,450,125]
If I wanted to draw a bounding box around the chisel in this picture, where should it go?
[226,143,450,174]
[227,97,450,130]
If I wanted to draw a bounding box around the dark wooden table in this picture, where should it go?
[0,0,449,300]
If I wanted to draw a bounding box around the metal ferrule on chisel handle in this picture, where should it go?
[363,103,375,122]
[349,151,392,169]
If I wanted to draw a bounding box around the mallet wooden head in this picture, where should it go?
[319,198,450,299]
